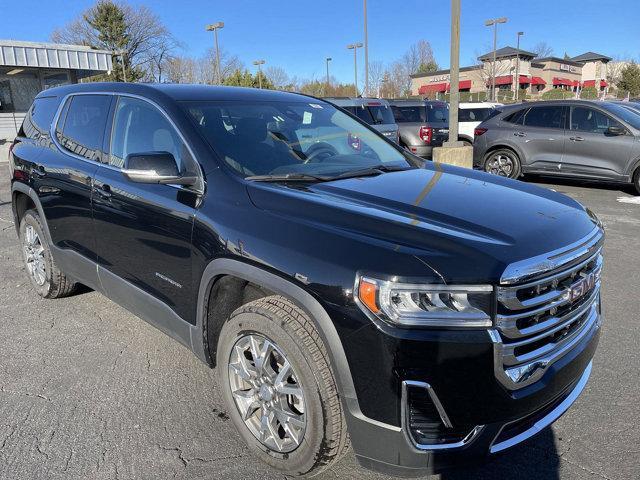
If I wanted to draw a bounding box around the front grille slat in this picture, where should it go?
[492,229,604,390]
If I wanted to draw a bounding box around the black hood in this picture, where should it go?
[246,164,598,283]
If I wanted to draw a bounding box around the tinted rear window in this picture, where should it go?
[391,106,425,123]
[56,95,111,161]
[22,96,59,141]
[344,105,394,125]
[425,103,449,123]
[459,107,495,122]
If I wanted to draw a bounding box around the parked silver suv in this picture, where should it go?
[324,97,399,143]
[473,100,640,194]
[387,99,449,158]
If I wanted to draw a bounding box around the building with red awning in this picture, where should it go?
[410,47,611,98]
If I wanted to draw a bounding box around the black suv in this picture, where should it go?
[9,83,603,477]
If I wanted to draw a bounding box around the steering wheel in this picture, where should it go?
[303,143,339,164]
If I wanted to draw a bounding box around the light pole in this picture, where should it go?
[325,57,332,94]
[446,0,461,146]
[363,0,369,96]
[347,42,363,96]
[114,50,127,82]
[514,31,524,100]
[484,17,507,102]
[253,59,266,89]
[206,22,224,84]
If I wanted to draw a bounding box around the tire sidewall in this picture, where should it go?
[484,149,521,179]
[216,311,327,475]
[20,211,54,298]
[633,168,640,195]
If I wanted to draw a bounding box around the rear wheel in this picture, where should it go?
[20,210,76,298]
[217,296,349,476]
[484,148,522,179]
[633,167,640,195]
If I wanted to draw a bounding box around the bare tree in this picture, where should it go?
[51,1,175,82]
[388,40,439,96]
[607,56,633,85]
[164,56,198,84]
[532,42,554,58]
[196,47,244,84]
[368,60,385,96]
[265,66,290,90]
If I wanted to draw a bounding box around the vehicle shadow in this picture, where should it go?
[440,429,560,480]
[525,174,637,196]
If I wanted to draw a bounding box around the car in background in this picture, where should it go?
[324,97,399,143]
[473,100,640,194]
[387,99,449,158]
[458,102,501,145]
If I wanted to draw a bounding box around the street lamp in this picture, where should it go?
[253,59,266,89]
[206,22,224,84]
[325,57,332,94]
[347,42,363,96]
[484,17,507,102]
[514,31,524,99]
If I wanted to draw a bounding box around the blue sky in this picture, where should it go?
[3,0,639,83]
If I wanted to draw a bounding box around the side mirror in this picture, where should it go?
[606,125,625,136]
[122,152,196,186]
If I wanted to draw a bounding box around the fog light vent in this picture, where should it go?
[404,381,475,446]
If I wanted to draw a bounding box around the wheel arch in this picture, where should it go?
[192,258,359,404]
[458,134,473,144]
[11,183,52,244]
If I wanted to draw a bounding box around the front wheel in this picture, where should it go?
[484,148,522,179]
[217,296,349,476]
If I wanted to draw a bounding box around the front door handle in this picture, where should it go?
[94,184,112,200]
[513,131,527,137]
[569,136,585,142]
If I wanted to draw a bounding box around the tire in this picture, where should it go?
[19,210,76,298]
[461,139,473,147]
[483,148,522,179]
[216,295,349,476]
[633,167,640,195]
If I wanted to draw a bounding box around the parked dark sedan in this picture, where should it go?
[473,100,640,194]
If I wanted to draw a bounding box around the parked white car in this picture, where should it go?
[458,102,502,144]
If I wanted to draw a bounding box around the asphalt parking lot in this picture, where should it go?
[0,165,638,480]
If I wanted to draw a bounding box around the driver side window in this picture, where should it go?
[109,96,185,170]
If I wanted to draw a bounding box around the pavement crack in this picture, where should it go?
[560,455,612,480]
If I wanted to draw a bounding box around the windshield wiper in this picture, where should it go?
[327,164,411,181]
[244,173,330,182]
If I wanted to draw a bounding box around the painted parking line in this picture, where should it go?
[617,196,640,205]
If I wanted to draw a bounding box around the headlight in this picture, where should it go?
[355,275,493,328]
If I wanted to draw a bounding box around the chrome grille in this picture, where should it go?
[491,228,604,390]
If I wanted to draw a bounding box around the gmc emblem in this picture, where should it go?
[569,273,597,302]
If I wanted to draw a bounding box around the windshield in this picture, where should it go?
[606,103,640,130]
[183,100,410,178]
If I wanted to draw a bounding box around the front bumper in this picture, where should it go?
[339,306,600,477]
[349,359,593,477]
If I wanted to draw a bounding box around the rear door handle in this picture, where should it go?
[513,131,527,137]
[570,136,585,142]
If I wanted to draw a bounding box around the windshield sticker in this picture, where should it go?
[309,103,324,109]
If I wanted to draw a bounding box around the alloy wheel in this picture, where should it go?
[228,333,306,453]
[486,154,515,177]
[23,225,46,286]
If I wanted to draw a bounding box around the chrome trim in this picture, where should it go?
[48,90,205,195]
[490,361,592,453]
[500,227,604,285]
[491,300,600,389]
[401,380,485,451]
